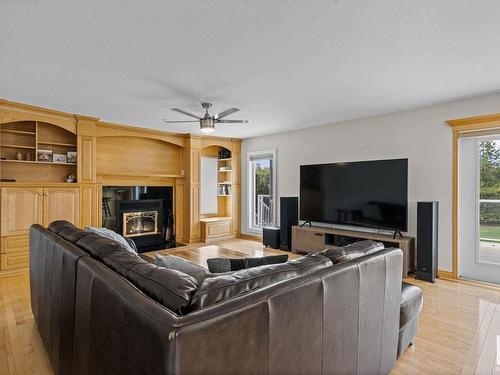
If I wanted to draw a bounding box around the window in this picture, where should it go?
[248,150,276,230]
[201,157,218,215]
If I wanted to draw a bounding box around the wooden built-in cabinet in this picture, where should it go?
[0,186,81,271]
[198,142,240,242]
[292,225,415,277]
[43,187,80,227]
[200,217,233,242]
[0,99,242,273]
[1,187,44,236]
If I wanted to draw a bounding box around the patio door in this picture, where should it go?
[459,135,500,284]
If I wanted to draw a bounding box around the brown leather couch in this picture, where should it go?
[30,222,403,375]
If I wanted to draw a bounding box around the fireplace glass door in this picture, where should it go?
[123,211,158,237]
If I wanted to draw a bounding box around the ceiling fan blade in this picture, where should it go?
[214,107,239,119]
[163,119,199,123]
[215,119,249,124]
[171,108,201,119]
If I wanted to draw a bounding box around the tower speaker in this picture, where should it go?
[280,197,298,251]
[416,201,438,282]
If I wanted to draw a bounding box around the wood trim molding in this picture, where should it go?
[446,113,500,128]
[451,129,459,279]
[438,269,454,279]
[447,114,500,280]
[239,232,262,242]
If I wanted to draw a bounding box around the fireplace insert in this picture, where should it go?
[123,210,158,237]
[102,186,175,252]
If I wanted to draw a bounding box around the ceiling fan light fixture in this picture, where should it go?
[164,103,248,133]
[200,117,215,133]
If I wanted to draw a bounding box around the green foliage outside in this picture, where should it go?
[479,140,500,241]
[255,162,271,197]
[480,225,500,242]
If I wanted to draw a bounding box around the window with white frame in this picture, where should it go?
[248,150,275,230]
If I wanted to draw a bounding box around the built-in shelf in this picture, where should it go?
[38,161,77,166]
[1,120,78,184]
[218,181,232,184]
[218,158,232,162]
[0,159,37,164]
[218,169,232,172]
[98,172,183,178]
[0,129,36,135]
[0,159,76,166]
[37,141,77,147]
[1,144,36,150]
[217,194,231,197]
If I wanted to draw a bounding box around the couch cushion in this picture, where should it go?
[190,262,298,310]
[103,250,198,314]
[58,228,93,244]
[85,226,137,254]
[321,240,384,264]
[400,282,423,328]
[288,253,333,275]
[155,254,211,284]
[207,254,289,273]
[48,220,79,234]
[76,233,129,259]
[48,220,95,244]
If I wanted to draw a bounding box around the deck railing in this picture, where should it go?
[255,194,273,227]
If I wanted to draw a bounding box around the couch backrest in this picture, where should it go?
[31,221,402,375]
[29,224,89,375]
[72,256,179,375]
[71,247,402,375]
[169,248,402,375]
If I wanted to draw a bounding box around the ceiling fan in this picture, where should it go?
[163,102,249,134]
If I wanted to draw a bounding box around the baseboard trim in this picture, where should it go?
[438,269,454,279]
[435,270,500,290]
[239,233,262,242]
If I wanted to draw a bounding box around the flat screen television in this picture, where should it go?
[300,158,408,231]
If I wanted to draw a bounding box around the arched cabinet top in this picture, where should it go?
[96,122,186,148]
[201,137,239,151]
[0,99,77,133]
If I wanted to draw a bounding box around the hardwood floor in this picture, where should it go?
[2,238,500,374]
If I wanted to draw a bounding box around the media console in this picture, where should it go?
[292,225,415,277]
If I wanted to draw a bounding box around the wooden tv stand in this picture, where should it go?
[292,225,415,277]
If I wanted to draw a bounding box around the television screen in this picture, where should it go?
[300,158,408,231]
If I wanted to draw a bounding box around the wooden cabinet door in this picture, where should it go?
[43,188,80,227]
[1,187,44,236]
[291,227,326,253]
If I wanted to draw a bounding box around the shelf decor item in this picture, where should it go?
[219,148,231,159]
[16,152,23,160]
[53,153,67,163]
[66,173,76,183]
[67,151,77,163]
[37,149,53,162]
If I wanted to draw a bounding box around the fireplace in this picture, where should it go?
[102,186,175,253]
[123,210,158,237]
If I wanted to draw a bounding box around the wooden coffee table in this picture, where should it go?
[143,239,301,269]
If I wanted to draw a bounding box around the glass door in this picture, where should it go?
[459,136,500,283]
[478,140,500,265]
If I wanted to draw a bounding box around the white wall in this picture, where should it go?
[241,93,500,272]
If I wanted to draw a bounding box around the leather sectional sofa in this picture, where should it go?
[30,221,404,375]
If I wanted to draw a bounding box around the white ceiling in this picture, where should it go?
[1,1,500,139]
